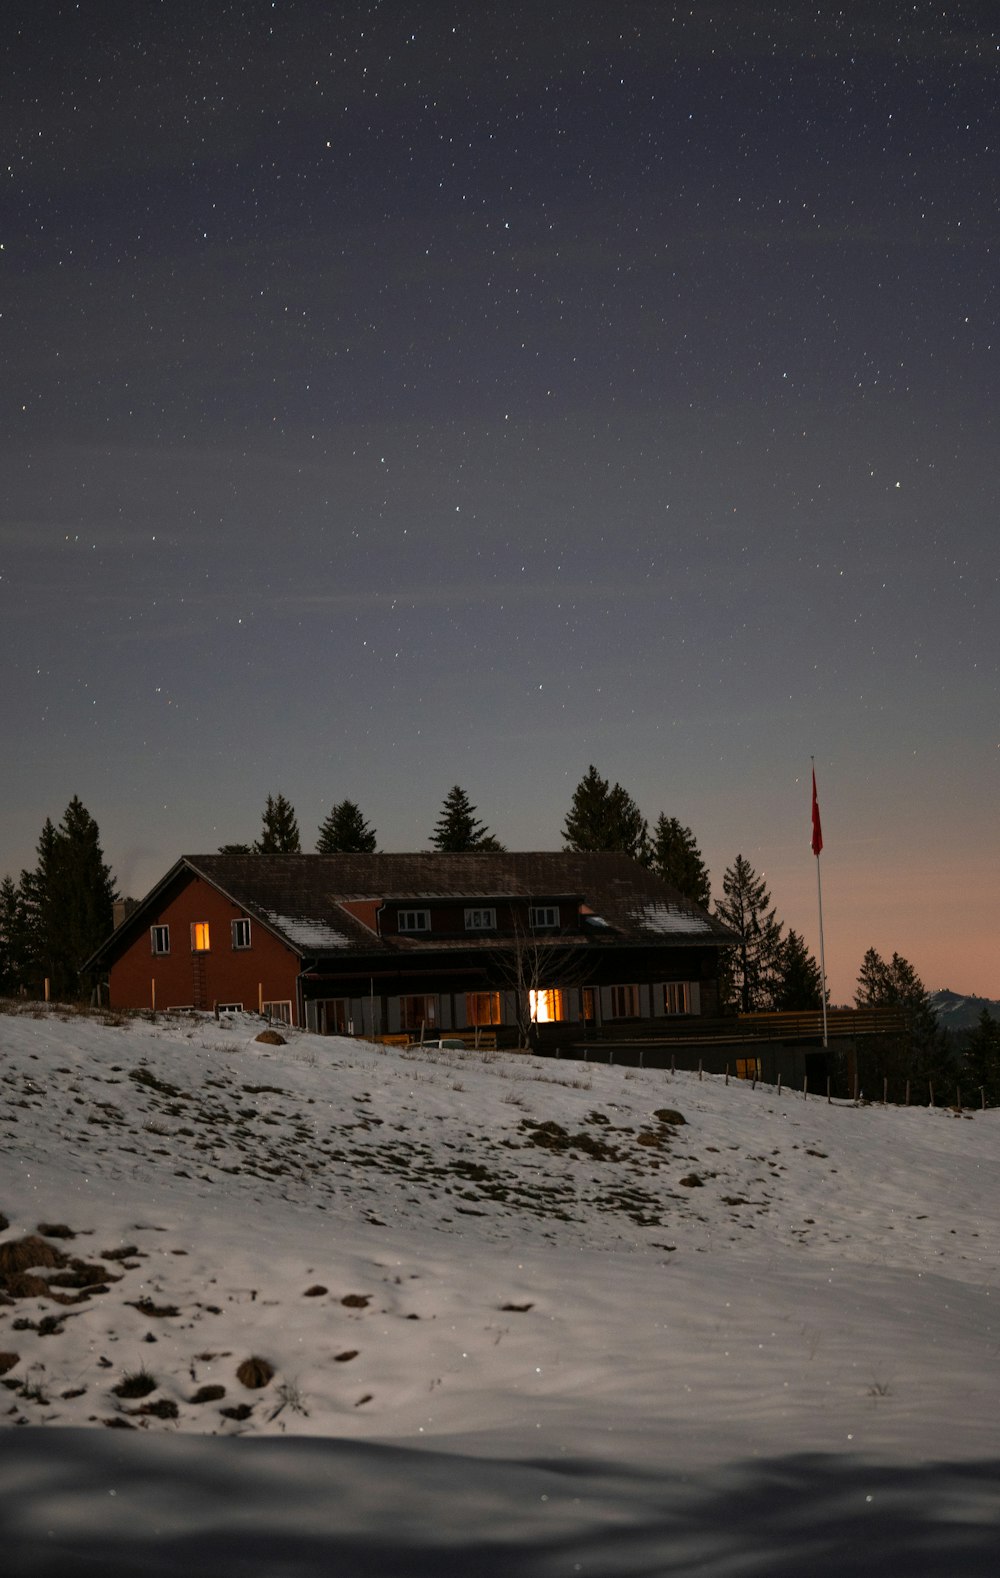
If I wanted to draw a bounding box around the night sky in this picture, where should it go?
[3,2,997,1002]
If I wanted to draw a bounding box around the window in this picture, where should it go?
[662,982,691,1015]
[529,905,559,929]
[150,925,170,956]
[529,987,567,1023]
[191,922,211,952]
[464,907,496,931]
[466,991,502,1026]
[231,918,252,950]
[398,909,431,933]
[263,1000,292,1025]
[736,1057,762,1081]
[400,994,437,1032]
[609,984,641,1018]
[218,1003,243,1014]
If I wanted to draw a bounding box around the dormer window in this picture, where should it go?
[529,905,559,929]
[398,909,430,933]
[464,907,496,931]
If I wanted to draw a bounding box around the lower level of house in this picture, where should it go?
[300,979,702,1037]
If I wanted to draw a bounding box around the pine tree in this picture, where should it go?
[649,814,710,908]
[773,928,824,1011]
[255,794,301,853]
[431,787,504,852]
[317,799,377,853]
[964,1009,1000,1107]
[714,854,784,1012]
[562,766,648,859]
[218,843,253,855]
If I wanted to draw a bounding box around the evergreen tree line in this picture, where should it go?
[0,798,116,1001]
[0,776,995,1112]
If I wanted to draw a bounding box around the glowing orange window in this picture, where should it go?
[191,922,211,952]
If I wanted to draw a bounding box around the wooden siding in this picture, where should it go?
[109,872,302,1022]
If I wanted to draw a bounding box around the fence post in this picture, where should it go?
[671,1054,676,1075]
[826,1075,831,1104]
[955,1085,961,1112]
[725,1064,729,1086]
[982,1086,987,1111]
[803,1073,808,1100]
[928,1080,935,1108]
[777,1072,782,1096]
[883,1076,888,1106]
[698,1059,703,1081]
[905,1079,910,1106]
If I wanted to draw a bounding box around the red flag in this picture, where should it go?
[811,768,823,857]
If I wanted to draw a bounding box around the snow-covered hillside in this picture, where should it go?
[2,1004,998,1575]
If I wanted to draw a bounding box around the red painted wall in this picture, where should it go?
[108,872,301,1021]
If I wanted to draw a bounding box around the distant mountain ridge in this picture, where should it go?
[930,989,1000,1033]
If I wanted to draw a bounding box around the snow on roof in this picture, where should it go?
[263,912,351,950]
[630,901,714,935]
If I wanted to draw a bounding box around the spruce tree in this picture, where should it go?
[17,800,117,1000]
[431,787,504,852]
[773,928,824,1010]
[317,799,377,853]
[0,875,32,996]
[853,947,954,1101]
[714,854,784,1012]
[649,814,710,908]
[19,818,60,994]
[51,797,118,999]
[255,794,301,853]
[562,766,648,860]
[855,946,892,1006]
[964,1009,1000,1107]
[218,843,253,855]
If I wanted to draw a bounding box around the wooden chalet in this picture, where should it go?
[87,852,736,1044]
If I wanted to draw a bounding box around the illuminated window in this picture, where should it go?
[400,994,437,1032]
[609,984,640,1018]
[464,907,496,931]
[263,1000,292,1025]
[191,922,211,952]
[662,982,690,1015]
[398,909,430,933]
[466,991,502,1026]
[736,1057,762,1081]
[529,905,559,929]
[231,918,252,950]
[529,987,567,1022]
[150,925,170,955]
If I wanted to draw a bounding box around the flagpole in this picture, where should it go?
[811,758,829,1048]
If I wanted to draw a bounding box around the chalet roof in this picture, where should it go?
[89,851,735,969]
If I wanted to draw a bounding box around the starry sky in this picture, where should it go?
[3,2,997,1003]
